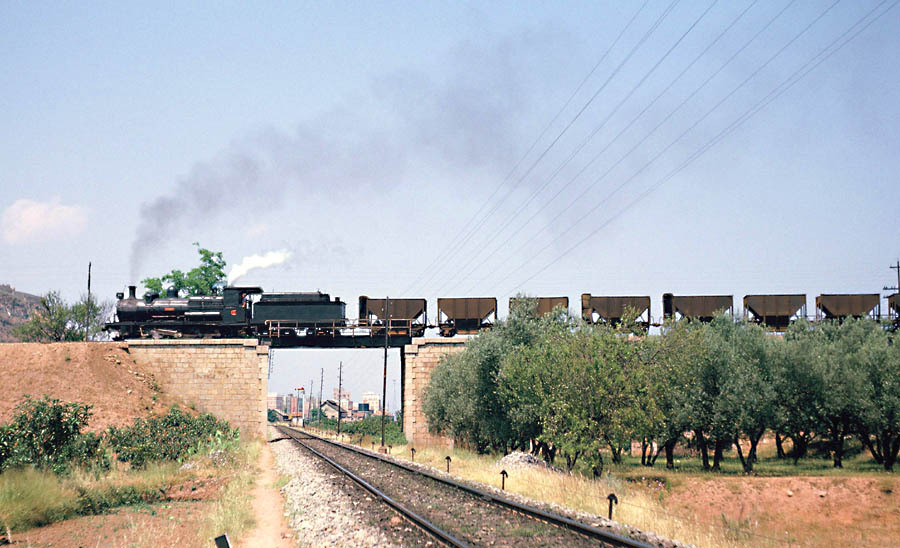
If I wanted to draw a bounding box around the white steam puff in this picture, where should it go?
[227,249,292,285]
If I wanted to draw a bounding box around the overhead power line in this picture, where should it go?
[454,0,765,295]
[499,0,897,298]
[403,0,668,296]
[400,0,651,297]
[439,0,723,294]
[466,0,805,292]
[423,0,684,297]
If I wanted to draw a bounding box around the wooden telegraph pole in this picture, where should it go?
[85,262,91,341]
[337,360,343,435]
[885,260,900,293]
[380,297,389,450]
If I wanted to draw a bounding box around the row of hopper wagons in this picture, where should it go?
[105,284,900,342]
[441,292,899,333]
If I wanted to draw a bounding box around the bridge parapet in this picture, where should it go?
[126,339,269,438]
[402,337,468,447]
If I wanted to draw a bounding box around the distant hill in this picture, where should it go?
[0,284,41,342]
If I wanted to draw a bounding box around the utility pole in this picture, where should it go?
[85,262,91,341]
[318,368,324,424]
[380,297,389,449]
[337,360,343,435]
[885,260,900,293]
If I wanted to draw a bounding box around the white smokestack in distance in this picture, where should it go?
[227,249,292,285]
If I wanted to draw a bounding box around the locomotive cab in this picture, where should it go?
[222,286,263,324]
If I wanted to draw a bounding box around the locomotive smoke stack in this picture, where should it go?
[128,285,137,299]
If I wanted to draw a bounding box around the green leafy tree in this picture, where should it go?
[69,293,114,341]
[772,320,825,464]
[424,297,550,453]
[711,318,773,473]
[814,319,868,468]
[141,242,226,296]
[14,291,112,342]
[639,324,699,469]
[852,321,900,471]
[15,291,80,342]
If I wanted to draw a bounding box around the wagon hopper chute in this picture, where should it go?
[663,293,733,322]
[581,294,650,325]
[509,296,568,317]
[815,293,881,321]
[358,296,427,337]
[437,297,497,336]
[743,294,807,329]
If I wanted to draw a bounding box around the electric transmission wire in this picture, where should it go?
[437,0,722,294]
[453,0,763,295]
[465,0,804,292]
[422,0,683,297]
[410,0,684,297]
[499,0,896,298]
[399,0,651,297]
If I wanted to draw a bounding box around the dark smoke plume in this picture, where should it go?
[129,32,564,279]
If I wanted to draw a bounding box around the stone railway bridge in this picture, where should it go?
[126,337,467,442]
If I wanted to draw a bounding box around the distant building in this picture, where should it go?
[321,400,349,420]
[361,391,381,412]
[333,388,352,413]
[356,402,373,419]
[267,393,292,414]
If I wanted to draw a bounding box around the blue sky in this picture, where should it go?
[2,1,898,400]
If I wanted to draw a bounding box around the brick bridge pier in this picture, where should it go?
[127,339,269,438]
[125,336,467,443]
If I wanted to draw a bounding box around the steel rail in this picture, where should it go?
[277,426,470,548]
[288,427,653,548]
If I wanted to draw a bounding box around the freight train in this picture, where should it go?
[104,285,900,344]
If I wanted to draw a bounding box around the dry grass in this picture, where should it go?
[0,461,187,539]
[196,439,260,546]
[400,445,775,548]
[310,428,806,546]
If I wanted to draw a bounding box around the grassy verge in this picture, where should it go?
[197,438,260,545]
[0,461,187,534]
[0,438,260,547]
[314,431,896,548]
[390,444,750,548]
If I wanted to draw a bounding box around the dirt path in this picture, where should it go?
[242,443,294,548]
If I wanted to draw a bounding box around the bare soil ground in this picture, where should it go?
[0,342,188,430]
[6,501,212,547]
[241,443,294,548]
[663,475,900,546]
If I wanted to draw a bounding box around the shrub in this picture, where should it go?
[0,396,102,474]
[107,406,238,468]
[317,416,406,446]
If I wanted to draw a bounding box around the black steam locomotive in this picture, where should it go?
[106,285,347,340]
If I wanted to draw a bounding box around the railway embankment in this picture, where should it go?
[0,342,187,430]
[0,342,270,547]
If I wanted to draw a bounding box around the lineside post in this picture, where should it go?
[380,296,389,450]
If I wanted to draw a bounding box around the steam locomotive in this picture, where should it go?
[106,285,347,340]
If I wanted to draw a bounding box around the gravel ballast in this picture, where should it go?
[268,427,433,547]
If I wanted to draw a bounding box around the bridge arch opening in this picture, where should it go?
[267,347,403,430]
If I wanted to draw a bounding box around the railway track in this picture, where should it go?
[276,425,652,548]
